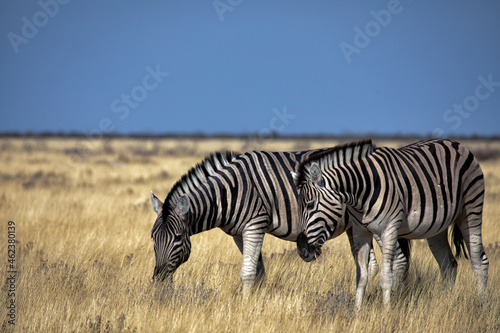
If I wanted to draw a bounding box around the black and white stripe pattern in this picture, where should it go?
[150,148,380,292]
[295,139,488,308]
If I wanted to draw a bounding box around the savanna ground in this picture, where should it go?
[1,136,500,332]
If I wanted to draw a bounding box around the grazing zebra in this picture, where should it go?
[150,148,382,293]
[294,139,488,308]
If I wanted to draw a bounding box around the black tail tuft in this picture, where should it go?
[451,222,469,259]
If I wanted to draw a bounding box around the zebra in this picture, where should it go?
[294,139,488,309]
[150,148,382,294]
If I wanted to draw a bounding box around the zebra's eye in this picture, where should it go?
[173,234,183,242]
[306,199,315,210]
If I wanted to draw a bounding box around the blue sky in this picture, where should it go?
[1,1,499,136]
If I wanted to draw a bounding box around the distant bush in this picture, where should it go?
[473,149,500,161]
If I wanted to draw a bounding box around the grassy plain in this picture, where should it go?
[1,136,500,332]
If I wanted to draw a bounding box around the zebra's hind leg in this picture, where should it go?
[427,229,457,285]
[458,158,488,298]
[456,216,488,299]
[233,235,266,285]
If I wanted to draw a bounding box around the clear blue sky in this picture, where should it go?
[1,1,499,137]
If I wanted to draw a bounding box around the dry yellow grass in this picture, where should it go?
[1,137,500,332]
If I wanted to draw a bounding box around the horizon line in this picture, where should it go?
[1,131,500,141]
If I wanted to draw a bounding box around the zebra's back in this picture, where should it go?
[230,149,329,240]
[362,139,484,238]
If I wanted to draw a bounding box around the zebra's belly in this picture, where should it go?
[351,200,458,239]
[398,211,455,239]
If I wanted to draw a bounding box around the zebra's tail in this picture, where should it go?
[451,222,469,259]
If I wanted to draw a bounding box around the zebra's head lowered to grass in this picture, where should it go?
[293,162,343,262]
[151,191,192,282]
[149,151,240,283]
[293,140,374,262]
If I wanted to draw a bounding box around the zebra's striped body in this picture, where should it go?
[295,139,488,308]
[151,148,380,293]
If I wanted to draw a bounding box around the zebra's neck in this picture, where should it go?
[313,139,374,170]
[162,151,239,234]
[300,140,376,209]
[186,181,222,235]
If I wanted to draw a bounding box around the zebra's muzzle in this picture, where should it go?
[152,265,173,283]
[297,233,321,262]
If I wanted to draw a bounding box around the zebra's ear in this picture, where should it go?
[176,194,190,217]
[309,162,324,187]
[151,191,163,216]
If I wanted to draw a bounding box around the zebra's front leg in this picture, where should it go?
[239,228,266,295]
[347,226,378,279]
[379,220,401,307]
[374,234,410,291]
[233,235,265,284]
[352,227,374,311]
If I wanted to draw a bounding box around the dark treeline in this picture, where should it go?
[1,131,499,141]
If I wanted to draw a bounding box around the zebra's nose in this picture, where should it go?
[297,233,311,260]
[297,232,308,248]
[153,264,166,281]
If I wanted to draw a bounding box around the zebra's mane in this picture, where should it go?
[295,139,374,185]
[161,151,240,221]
